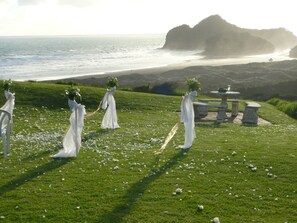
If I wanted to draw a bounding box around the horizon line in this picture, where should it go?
[0,33,166,38]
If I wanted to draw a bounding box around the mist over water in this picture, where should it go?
[0,35,292,81]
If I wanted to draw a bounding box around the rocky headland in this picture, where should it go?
[162,15,297,57]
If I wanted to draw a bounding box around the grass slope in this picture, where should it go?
[0,82,296,223]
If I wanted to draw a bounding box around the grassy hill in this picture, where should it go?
[0,82,296,222]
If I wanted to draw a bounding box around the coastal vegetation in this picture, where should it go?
[268,98,297,119]
[0,81,296,222]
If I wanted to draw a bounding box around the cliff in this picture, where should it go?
[289,45,297,58]
[162,15,297,56]
[204,32,275,57]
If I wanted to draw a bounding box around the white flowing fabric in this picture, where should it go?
[52,99,86,158]
[101,87,120,129]
[179,91,197,149]
[0,90,15,157]
[1,90,15,124]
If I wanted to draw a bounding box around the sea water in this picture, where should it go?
[0,34,201,81]
[0,34,291,81]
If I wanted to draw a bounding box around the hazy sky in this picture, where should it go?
[0,0,296,36]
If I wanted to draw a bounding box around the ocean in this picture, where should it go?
[0,34,200,81]
[0,34,291,81]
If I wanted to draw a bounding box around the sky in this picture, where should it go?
[0,0,296,36]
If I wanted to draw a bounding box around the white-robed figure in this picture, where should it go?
[52,99,86,158]
[101,86,120,129]
[179,90,197,149]
[0,90,15,157]
[1,90,15,120]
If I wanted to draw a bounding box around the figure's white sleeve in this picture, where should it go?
[1,90,15,130]
[180,95,188,123]
[101,92,109,110]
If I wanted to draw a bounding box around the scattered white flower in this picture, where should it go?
[232,151,237,156]
[175,188,182,194]
[248,164,254,168]
[251,167,257,172]
[0,216,5,219]
[212,217,220,223]
[114,166,119,170]
[172,192,177,196]
[197,205,204,211]
[150,138,162,144]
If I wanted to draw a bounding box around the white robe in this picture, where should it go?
[0,90,15,156]
[179,91,197,149]
[1,90,15,124]
[101,87,120,129]
[52,100,86,158]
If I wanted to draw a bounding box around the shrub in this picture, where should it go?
[151,82,178,95]
[268,98,297,119]
[133,84,151,93]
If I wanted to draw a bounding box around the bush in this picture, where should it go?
[133,84,151,93]
[268,98,297,119]
[151,82,178,95]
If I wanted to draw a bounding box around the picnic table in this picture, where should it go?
[209,90,240,121]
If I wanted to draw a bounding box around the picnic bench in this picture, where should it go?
[193,102,227,123]
[242,102,261,124]
[196,99,240,117]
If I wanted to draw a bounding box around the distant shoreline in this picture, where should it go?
[55,58,297,101]
[57,56,295,86]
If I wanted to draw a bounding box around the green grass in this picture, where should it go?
[0,82,296,223]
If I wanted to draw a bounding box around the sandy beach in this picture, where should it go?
[58,57,297,100]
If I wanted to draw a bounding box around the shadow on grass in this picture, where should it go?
[82,129,110,143]
[241,123,260,127]
[0,157,71,196]
[21,148,56,162]
[98,150,186,223]
[195,122,228,129]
